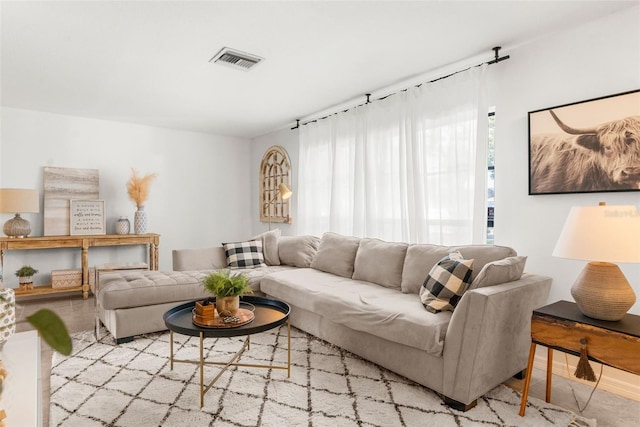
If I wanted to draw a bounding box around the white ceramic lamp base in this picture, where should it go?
[571,261,636,321]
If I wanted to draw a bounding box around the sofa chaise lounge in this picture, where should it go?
[97,232,551,410]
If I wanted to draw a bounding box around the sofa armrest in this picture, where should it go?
[441,273,552,404]
[172,247,226,271]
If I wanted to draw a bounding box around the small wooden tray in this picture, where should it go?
[192,308,255,328]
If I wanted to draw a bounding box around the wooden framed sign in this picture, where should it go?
[70,200,106,235]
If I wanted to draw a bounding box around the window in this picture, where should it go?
[487,110,495,243]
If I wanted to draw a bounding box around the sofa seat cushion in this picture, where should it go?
[99,266,295,310]
[261,268,451,356]
[99,270,211,310]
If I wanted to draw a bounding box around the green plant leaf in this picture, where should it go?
[26,309,72,355]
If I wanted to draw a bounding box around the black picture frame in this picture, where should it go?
[528,89,640,195]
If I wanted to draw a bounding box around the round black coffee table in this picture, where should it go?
[163,295,291,407]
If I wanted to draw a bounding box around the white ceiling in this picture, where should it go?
[1,1,636,139]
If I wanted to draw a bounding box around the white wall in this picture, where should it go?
[0,107,252,287]
[250,126,300,236]
[493,6,640,313]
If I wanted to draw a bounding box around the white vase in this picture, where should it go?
[134,206,147,234]
[116,217,130,235]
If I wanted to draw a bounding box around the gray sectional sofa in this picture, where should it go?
[96,231,551,410]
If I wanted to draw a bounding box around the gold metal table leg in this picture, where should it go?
[170,331,174,370]
[200,332,204,408]
[171,322,293,408]
[287,319,291,377]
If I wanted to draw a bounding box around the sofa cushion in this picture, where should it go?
[252,229,281,266]
[278,235,320,267]
[172,246,226,271]
[99,270,211,310]
[401,244,451,294]
[311,232,361,278]
[261,268,452,356]
[352,238,408,289]
[469,256,527,289]
[420,252,474,313]
[223,239,266,268]
[450,245,517,280]
[99,266,295,310]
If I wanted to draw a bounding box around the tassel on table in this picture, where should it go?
[574,337,596,382]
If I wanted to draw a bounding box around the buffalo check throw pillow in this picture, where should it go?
[223,239,266,268]
[420,251,474,313]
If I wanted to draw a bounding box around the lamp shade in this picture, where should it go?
[278,183,292,200]
[553,204,640,264]
[0,189,40,214]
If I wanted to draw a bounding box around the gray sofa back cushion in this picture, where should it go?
[400,244,518,294]
[251,229,281,266]
[353,238,408,289]
[401,244,451,294]
[469,255,527,289]
[450,245,517,280]
[311,232,361,278]
[172,247,226,271]
[278,235,320,267]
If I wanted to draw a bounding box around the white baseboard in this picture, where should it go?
[533,349,640,402]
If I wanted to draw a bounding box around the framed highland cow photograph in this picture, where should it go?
[528,89,640,195]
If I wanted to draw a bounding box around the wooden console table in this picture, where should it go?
[519,300,640,416]
[0,233,160,299]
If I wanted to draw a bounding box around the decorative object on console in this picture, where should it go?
[202,269,253,317]
[115,216,130,235]
[69,199,105,235]
[51,269,82,289]
[420,251,474,313]
[15,265,38,291]
[126,169,156,234]
[0,188,39,238]
[260,146,292,227]
[133,206,147,234]
[43,167,99,236]
[553,202,640,321]
[528,89,640,195]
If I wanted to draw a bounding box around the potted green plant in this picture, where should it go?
[15,265,38,290]
[202,269,252,317]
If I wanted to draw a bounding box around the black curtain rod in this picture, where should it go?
[291,46,509,130]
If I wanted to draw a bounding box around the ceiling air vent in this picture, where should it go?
[210,47,263,71]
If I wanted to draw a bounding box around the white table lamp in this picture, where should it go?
[553,202,640,321]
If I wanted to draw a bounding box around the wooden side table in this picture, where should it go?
[519,300,640,416]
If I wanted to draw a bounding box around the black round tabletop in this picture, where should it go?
[163,295,290,338]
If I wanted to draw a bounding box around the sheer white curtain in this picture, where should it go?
[298,65,488,244]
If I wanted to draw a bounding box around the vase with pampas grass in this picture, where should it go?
[126,169,157,234]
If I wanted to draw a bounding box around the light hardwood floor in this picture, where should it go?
[15,294,640,427]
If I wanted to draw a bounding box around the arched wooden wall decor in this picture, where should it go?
[260,146,292,225]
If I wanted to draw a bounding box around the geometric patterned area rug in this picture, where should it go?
[50,326,595,427]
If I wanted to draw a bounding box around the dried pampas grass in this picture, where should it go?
[127,169,157,207]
